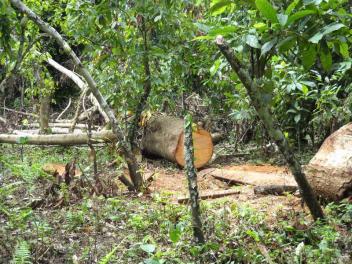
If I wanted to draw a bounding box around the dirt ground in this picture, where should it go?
[143,163,306,221]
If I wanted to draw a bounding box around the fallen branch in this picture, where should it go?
[0,130,116,145]
[46,58,110,123]
[29,122,94,129]
[254,185,298,195]
[3,107,38,118]
[55,97,72,121]
[177,189,240,204]
[211,174,247,186]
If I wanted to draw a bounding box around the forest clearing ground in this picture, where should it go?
[1,144,351,263]
[144,162,305,223]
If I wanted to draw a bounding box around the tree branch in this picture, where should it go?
[215,35,324,220]
[10,0,143,191]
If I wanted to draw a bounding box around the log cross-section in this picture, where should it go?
[142,116,213,168]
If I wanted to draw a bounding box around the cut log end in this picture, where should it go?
[142,116,214,169]
[175,128,213,169]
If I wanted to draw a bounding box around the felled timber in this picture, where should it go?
[177,189,240,204]
[142,116,213,168]
[305,123,352,200]
[0,130,116,145]
[254,185,298,195]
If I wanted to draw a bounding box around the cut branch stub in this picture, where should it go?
[142,116,213,168]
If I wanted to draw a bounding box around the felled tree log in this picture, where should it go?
[0,130,116,145]
[142,116,213,168]
[254,185,298,195]
[305,123,352,200]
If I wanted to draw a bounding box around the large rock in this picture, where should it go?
[305,123,352,200]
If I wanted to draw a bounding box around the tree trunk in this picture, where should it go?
[129,15,153,144]
[9,0,143,191]
[39,95,50,133]
[216,35,324,220]
[142,116,213,168]
[184,113,205,244]
[34,65,50,134]
[0,130,116,145]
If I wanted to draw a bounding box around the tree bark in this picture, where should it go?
[215,35,324,220]
[184,114,205,244]
[128,15,153,145]
[9,0,143,191]
[34,65,50,134]
[0,130,116,145]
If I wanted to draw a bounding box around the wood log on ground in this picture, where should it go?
[209,166,297,187]
[177,189,240,204]
[305,123,352,200]
[142,116,213,168]
[254,185,298,195]
[0,130,116,145]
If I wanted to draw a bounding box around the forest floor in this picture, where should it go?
[0,142,351,264]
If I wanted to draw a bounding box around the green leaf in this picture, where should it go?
[261,38,277,57]
[287,9,317,25]
[255,0,278,23]
[210,59,221,76]
[277,36,296,52]
[210,0,233,15]
[246,35,261,49]
[320,44,332,71]
[294,114,301,123]
[98,247,118,264]
[277,13,288,26]
[140,244,156,254]
[309,23,346,44]
[246,230,260,242]
[208,25,238,37]
[339,42,349,59]
[300,44,317,69]
[285,0,300,15]
[303,0,322,5]
[169,226,182,243]
[301,85,309,95]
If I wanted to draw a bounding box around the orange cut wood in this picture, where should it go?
[42,163,82,176]
[142,116,213,168]
[175,129,213,168]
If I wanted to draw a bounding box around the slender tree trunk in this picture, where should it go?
[10,0,143,191]
[34,66,50,134]
[184,113,205,244]
[216,36,324,220]
[129,15,153,144]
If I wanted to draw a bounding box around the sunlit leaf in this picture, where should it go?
[287,9,317,25]
[261,38,277,57]
[140,244,156,253]
[255,0,278,23]
[246,34,261,49]
[309,23,346,44]
[210,0,234,15]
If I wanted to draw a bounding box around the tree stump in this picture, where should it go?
[142,116,213,168]
[305,123,352,200]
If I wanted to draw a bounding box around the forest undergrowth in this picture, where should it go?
[0,144,351,264]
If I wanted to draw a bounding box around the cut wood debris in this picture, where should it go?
[177,189,240,204]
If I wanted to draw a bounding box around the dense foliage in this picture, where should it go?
[0,0,351,263]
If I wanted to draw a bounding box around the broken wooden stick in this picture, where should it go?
[254,185,298,195]
[177,189,240,204]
